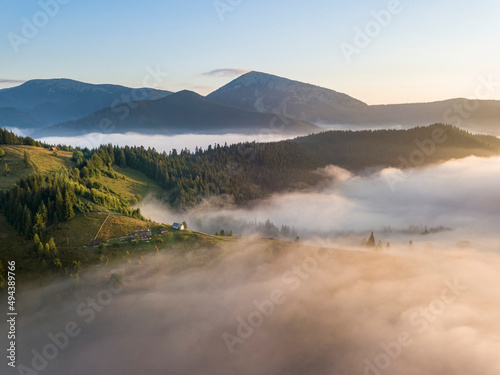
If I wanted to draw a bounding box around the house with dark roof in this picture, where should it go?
[172,222,184,230]
[131,229,152,241]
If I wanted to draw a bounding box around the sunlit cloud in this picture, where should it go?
[138,156,500,251]
[12,237,500,374]
[202,68,251,78]
[38,132,297,153]
[0,78,25,84]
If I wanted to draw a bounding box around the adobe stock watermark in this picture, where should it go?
[213,0,243,21]
[339,0,403,63]
[184,242,209,265]
[15,274,128,375]
[82,64,169,150]
[361,278,466,375]
[443,74,500,127]
[384,74,500,191]
[8,0,71,54]
[236,95,296,164]
[221,95,296,179]
[215,95,301,197]
[222,244,335,354]
[383,126,447,191]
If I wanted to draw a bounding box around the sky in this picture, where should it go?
[1,0,499,104]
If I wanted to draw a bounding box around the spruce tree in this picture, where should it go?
[64,190,75,220]
[33,213,45,239]
[23,150,33,167]
[48,238,58,259]
[55,189,64,220]
[38,202,48,224]
[366,232,376,247]
[23,205,32,239]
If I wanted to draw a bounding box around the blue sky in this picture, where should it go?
[1,0,499,104]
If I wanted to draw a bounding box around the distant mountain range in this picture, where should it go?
[35,90,318,136]
[1,72,499,137]
[368,100,500,134]
[207,72,500,134]
[0,79,172,129]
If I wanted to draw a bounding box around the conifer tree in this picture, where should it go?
[23,150,33,167]
[64,190,75,220]
[23,205,32,239]
[366,232,376,247]
[33,213,45,239]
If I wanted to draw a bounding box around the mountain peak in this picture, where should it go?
[207,71,367,124]
[21,78,77,85]
[155,90,205,106]
[171,90,204,98]
[7,78,121,96]
[229,71,285,86]
[0,78,85,94]
[214,71,312,92]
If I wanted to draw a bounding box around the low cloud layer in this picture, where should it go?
[139,156,500,250]
[3,240,500,375]
[38,132,295,153]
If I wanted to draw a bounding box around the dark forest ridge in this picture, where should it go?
[3,124,497,209]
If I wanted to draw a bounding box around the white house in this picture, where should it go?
[172,222,185,230]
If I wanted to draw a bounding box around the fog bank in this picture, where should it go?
[138,156,500,250]
[37,132,297,153]
[3,241,500,375]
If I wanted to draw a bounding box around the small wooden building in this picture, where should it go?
[131,229,152,241]
[172,222,184,230]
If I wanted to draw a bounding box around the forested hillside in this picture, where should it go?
[111,124,500,207]
[1,124,499,284]
[3,124,498,217]
[294,124,500,170]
